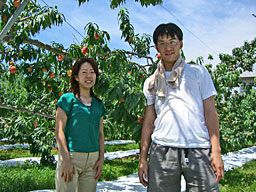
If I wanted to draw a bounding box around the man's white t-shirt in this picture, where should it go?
[143,63,217,148]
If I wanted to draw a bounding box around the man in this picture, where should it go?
[138,23,224,192]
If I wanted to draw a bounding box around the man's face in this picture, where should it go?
[156,34,183,65]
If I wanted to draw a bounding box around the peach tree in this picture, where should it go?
[185,38,256,153]
[209,38,256,153]
[0,0,160,164]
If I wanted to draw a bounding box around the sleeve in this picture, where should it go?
[199,66,217,100]
[143,77,155,106]
[56,93,72,117]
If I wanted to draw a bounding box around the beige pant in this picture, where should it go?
[55,151,99,192]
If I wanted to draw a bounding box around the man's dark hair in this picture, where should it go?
[153,23,183,44]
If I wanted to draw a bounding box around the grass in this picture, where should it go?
[0,155,139,192]
[105,143,139,152]
[0,141,15,145]
[0,162,55,192]
[0,142,139,191]
[102,155,139,181]
[220,160,256,192]
[0,148,32,160]
[1,142,255,191]
[0,154,255,191]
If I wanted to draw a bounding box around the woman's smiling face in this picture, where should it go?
[75,62,97,90]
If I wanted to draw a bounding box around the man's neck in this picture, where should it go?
[162,60,175,71]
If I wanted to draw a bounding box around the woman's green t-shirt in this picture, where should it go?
[57,93,106,152]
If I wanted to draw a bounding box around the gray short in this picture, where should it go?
[148,143,220,192]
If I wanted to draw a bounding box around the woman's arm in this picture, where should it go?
[55,107,74,182]
[94,117,105,180]
[55,107,69,159]
[98,117,105,161]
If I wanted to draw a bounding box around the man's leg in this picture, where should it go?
[148,143,182,192]
[182,148,220,192]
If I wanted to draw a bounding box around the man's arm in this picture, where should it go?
[203,96,224,182]
[138,105,156,186]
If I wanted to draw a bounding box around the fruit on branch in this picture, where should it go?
[94,33,99,40]
[137,116,144,124]
[13,0,20,8]
[2,15,8,23]
[67,69,72,77]
[9,60,15,66]
[9,65,17,74]
[49,72,55,78]
[57,54,64,61]
[27,66,33,73]
[81,46,88,55]
[156,53,161,59]
[33,121,38,128]
[42,68,48,73]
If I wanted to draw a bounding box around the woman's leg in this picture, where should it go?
[77,151,99,192]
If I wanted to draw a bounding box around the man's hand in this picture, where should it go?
[138,159,149,187]
[138,105,155,187]
[211,152,224,182]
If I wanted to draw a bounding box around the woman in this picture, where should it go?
[55,57,106,192]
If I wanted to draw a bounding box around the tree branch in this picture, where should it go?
[3,35,67,55]
[120,50,154,64]
[0,104,55,119]
[130,61,148,74]
[24,38,67,55]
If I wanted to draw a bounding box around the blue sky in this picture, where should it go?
[36,0,256,65]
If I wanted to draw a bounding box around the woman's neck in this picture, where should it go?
[79,88,91,99]
[77,90,92,105]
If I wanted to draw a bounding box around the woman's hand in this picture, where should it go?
[61,159,75,182]
[94,158,104,180]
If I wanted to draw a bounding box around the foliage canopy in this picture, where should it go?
[0,0,255,164]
